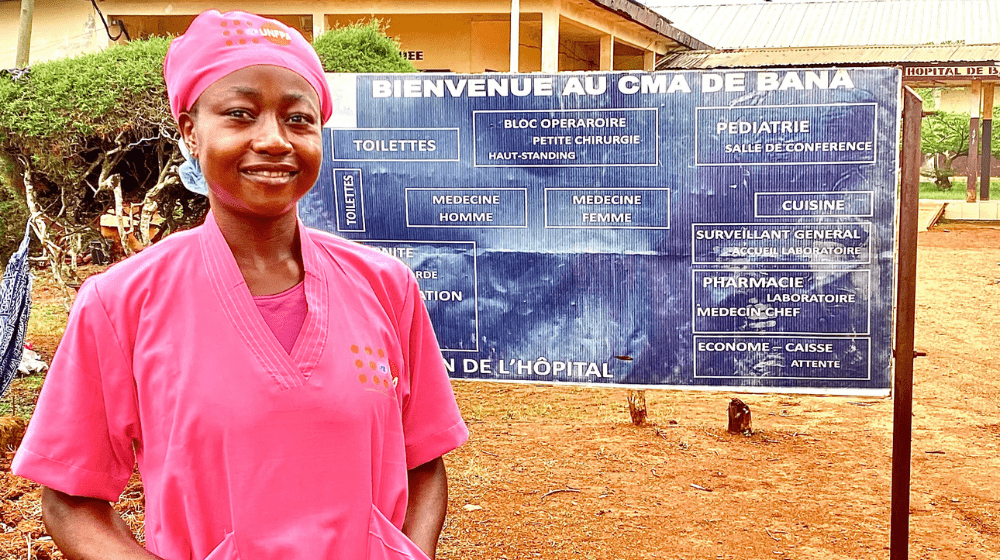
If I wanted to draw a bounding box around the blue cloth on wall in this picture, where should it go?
[0,223,33,398]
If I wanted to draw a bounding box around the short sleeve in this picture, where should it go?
[396,274,468,470]
[12,280,140,501]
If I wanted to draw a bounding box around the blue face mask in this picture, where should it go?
[178,139,208,196]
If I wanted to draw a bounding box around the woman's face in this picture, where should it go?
[179,65,323,220]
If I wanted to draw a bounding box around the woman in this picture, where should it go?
[12,11,467,560]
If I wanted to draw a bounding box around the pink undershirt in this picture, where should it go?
[252,281,307,354]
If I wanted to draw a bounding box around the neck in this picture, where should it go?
[214,208,298,257]
[210,205,305,295]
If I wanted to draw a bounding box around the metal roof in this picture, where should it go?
[648,0,1000,49]
[587,0,713,50]
[660,43,1000,69]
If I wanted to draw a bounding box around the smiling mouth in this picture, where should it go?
[243,170,297,179]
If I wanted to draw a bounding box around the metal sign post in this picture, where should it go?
[889,87,921,560]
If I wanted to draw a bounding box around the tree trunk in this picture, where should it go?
[21,159,74,310]
[110,175,134,257]
[137,146,181,246]
[933,156,952,190]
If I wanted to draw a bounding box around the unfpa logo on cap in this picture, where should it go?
[257,22,292,45]
[220,18,292,47]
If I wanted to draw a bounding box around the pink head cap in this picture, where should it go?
[164,10,332,123]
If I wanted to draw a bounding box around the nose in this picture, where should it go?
[251,113,292,155]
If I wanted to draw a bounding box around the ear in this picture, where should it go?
[177,112,199,159]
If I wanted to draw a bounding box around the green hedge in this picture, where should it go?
[0,37,174,191]
[313,21,417,73]
[0,22,416,262]
[0,37,183,262]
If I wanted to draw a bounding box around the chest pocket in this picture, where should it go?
[367,504,430,560]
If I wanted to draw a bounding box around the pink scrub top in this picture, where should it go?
[12,212,468,560]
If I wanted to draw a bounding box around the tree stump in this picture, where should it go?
[727,398,752,434]
[627,390,647,426]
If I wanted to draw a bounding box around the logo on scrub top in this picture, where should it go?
[352,344,399,398]
[220,18,293,47]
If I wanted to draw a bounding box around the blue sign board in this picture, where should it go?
[302,69,900,395]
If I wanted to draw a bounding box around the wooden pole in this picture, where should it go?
[510,0,520,72]
[15,0,35,68]
[967,81,981,203]
[890,87,922,560]
[980,83,995,201]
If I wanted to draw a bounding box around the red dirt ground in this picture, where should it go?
[2,223,999,560]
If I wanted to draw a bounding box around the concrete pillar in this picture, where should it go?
[510,0,520,72]
[643,50,656,71]
[599,35,614,71]
[312,13,328,40]
[967,81,981,203]
[541,9,559,73]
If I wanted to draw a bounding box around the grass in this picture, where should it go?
[27,302,68,340]
[919,178,1000,200]
[27,271,71,337]
[496,402,554,422]
[452,455,499,489]
[0,268,73,421]
[0,374,45,420]
[461,385,610,423]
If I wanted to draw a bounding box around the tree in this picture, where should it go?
[920,111,970,190]
[0,38,196,299]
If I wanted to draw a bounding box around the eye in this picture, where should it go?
[288,113,317,126]
[226,108,254,120]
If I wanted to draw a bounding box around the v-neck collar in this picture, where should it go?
[200,211,329,390]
